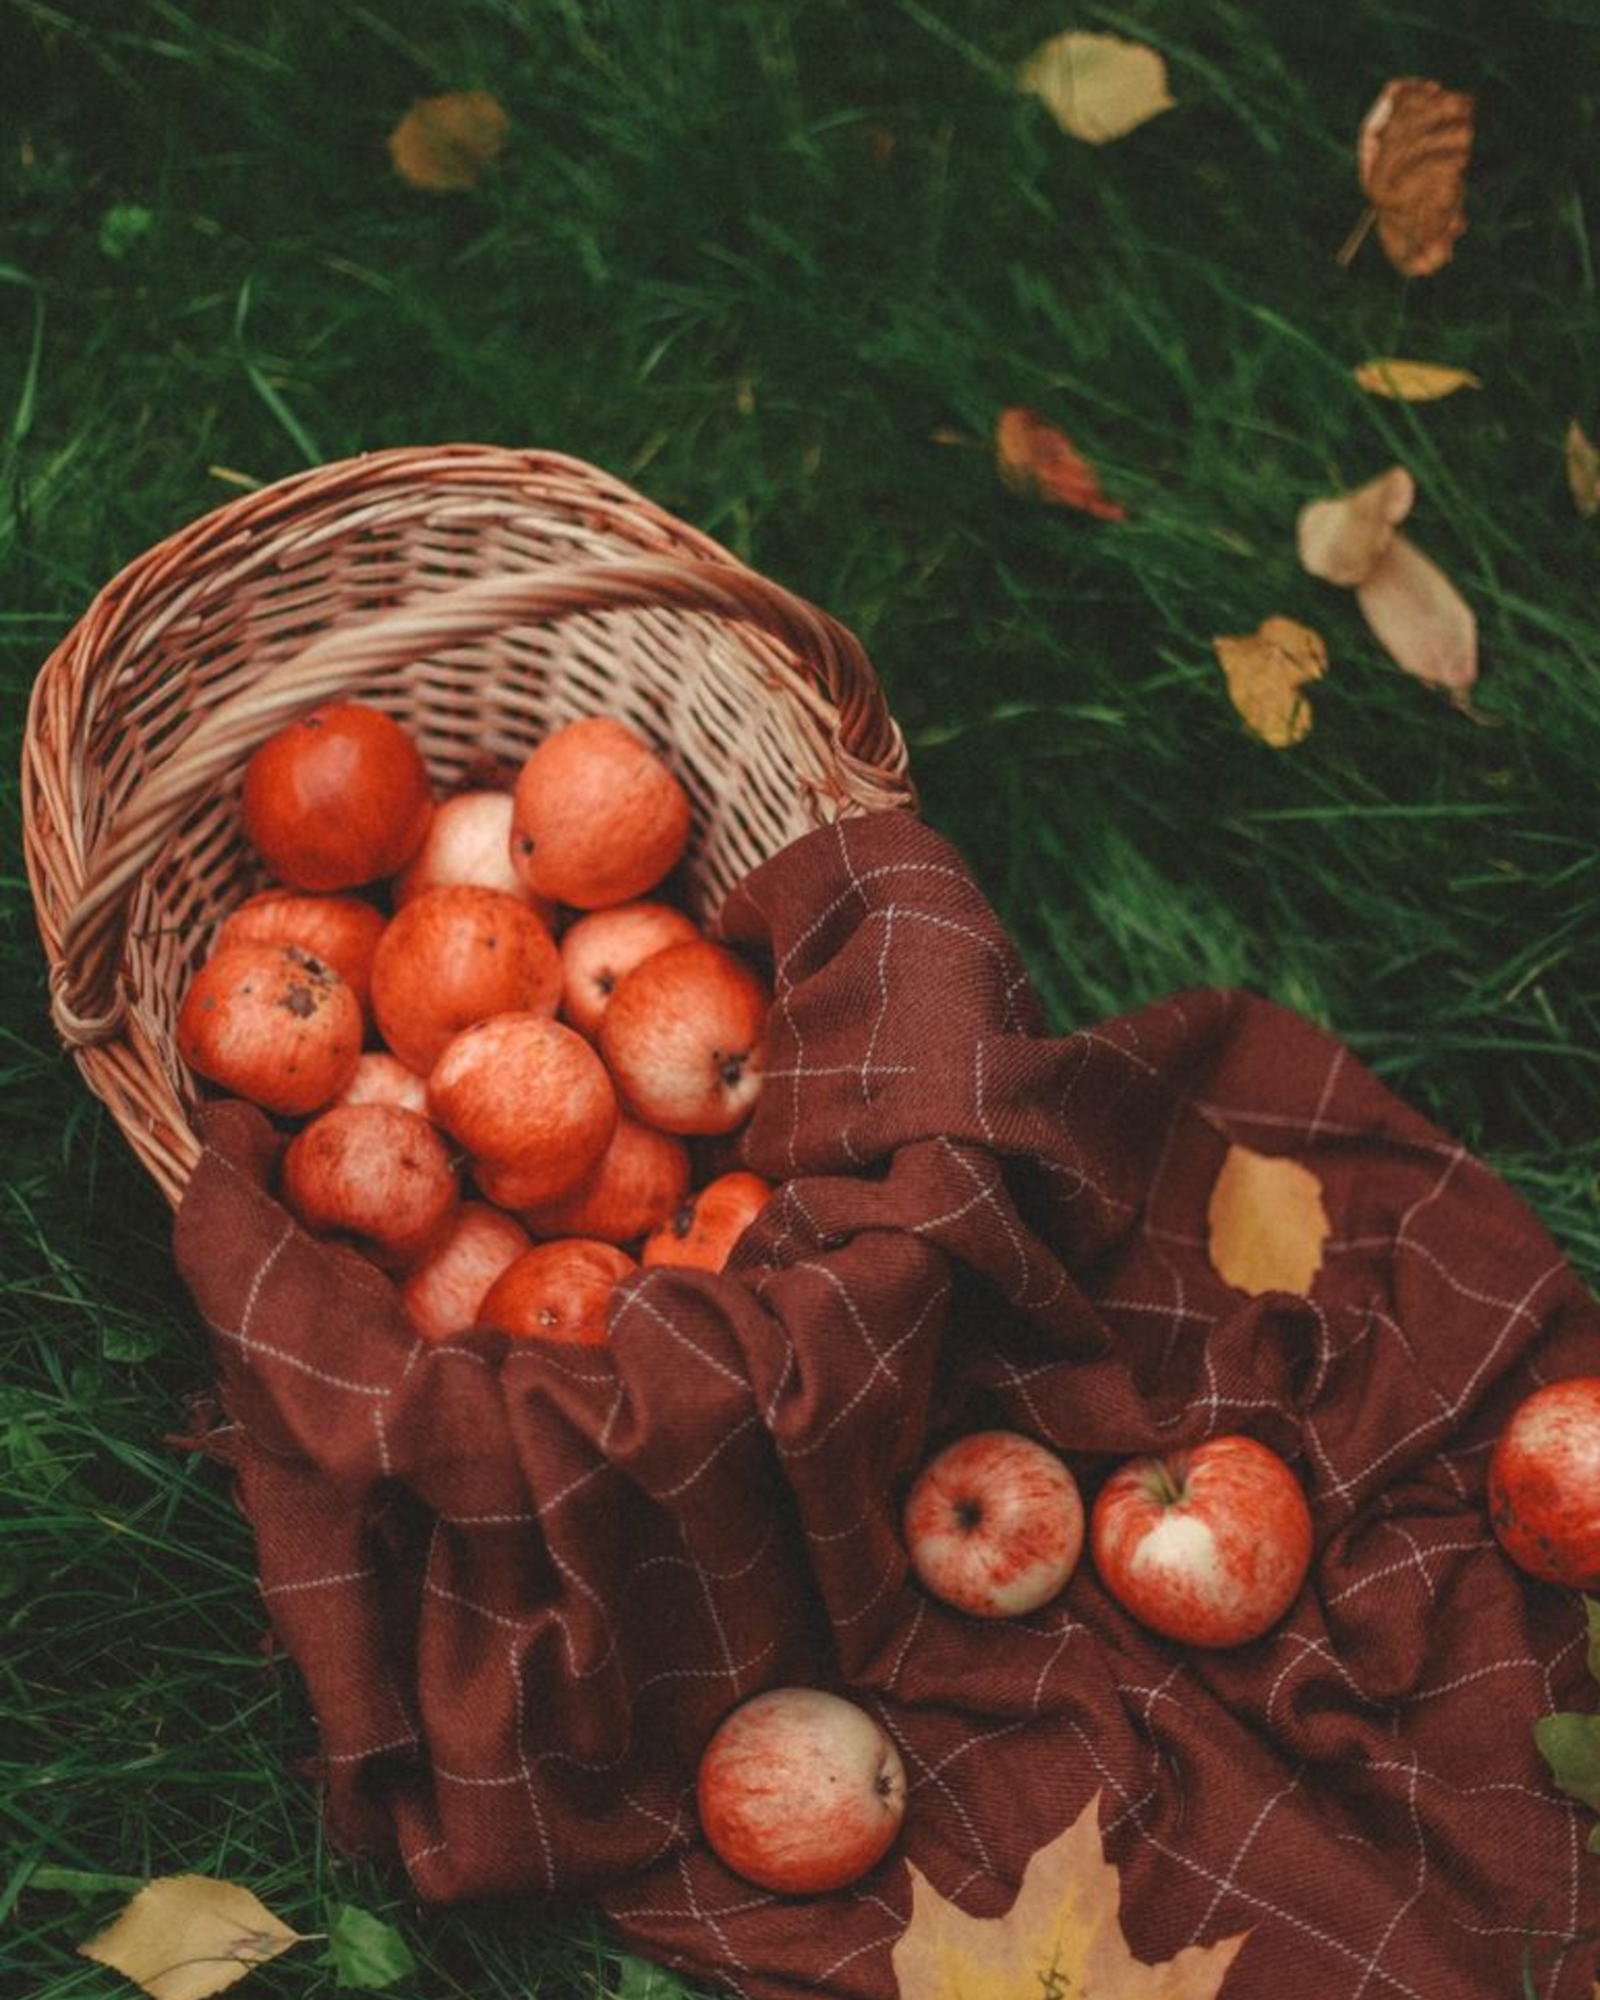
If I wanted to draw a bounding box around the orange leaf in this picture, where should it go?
[1567,420,1600,519]
[1356,534,1478,693]
[1296,467,1415,587]
[388,91,510,192]
[1212,617,1327,748]
[892,1790,1248,2000]
[1356,78,1474,277]
[996,409,1126,520]
[1207,1144,1329,1298]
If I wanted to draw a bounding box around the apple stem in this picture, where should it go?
[1148,1455,1188,1508]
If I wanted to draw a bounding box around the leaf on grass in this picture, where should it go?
[1207,1145,1329,1298]
[325,1905,415,1991]
[1357,535,1478,694]
[98,204,154,259]
[77,1875,304,2000]
[1017,32,1175,146]
[1567,420,1600,518]
[1353,358,1480,401]
[891,1790,1248,2000]
[1297,467,1415,587]
[1213,617,1327,749]
[1357,78,1474,277]
[388,92,509,192]
[996,409,1126,520]
[615,1954,701,2000]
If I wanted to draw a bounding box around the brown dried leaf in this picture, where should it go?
[892,1791,1249,2000]
[996,409,1126,521]
[1296,467,1415,587]
[388,91,509,192]
[1213,617,1328,749]
[1357,78,1474,277]
[1567,420,1600,518]
[1017,32,1176,146]
[1207,1145,1329,1298]
[1357,533,1478,693]
[77,1875,304,2000]
[1353,358,1480,401]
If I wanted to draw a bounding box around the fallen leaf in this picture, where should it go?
[77,1875,304,2000]
[324,1904,416,1991]
[1017,32,1175,146]
[387,91,509,192]
[892,1790,1248,2000]
[1356,78,1474,277]
[1353,358,1480,401]
[1567,419,1600,518]
[1357,534,1478,694]
[996,409,1126,520]
[1213,617,1328,748]
[1207,1145,1328,1297]
[1296,467,1415,587]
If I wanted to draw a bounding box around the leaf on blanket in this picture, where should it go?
[891,1790,1249,1999]
[1353,358,1480,401]
[1017,32,1176,146]
[1534,1597,1600,1854]
[1297,466,1415,587]
[388,91,509,191]
[1206,1145,1329,1297]
[996,409,1126,520]
[1567,420,1600,518]
[77,1874,304,1999]
[1355,78,1474,277]
[1212,617,1327,748]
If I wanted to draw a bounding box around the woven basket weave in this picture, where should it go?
[23,443,914,1210]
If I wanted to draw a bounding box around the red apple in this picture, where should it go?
[216,890,386,1028]
[281,1103,459,1271]
[427,1013,616,1205]
[479,1238,635,1345]
[1488,1377,1600,1587]
[559,900,700,1040]
[1091,1435,1312,1648]
[370,886,562,1074]
[393,789,556,928]
[518,1113,690,1245]
[240,701,433,891]
[511,717,691,908]
[331,1050,430,1118]
[400,1202,532,1343]
[696,1687,906,1894]
[903,1431,1084,1618]
[177,941,361,1118]
[600,940,769,1136]
[641,1170,772,1273]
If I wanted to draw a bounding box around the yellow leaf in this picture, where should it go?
[1353,358,1481,401]
[1212,617,1327,748]
[891,1791,1248,2000]
[1017,32,1176,146]
[1206,1144,1329,1297]
[1296,467,1414,587]
[1356,533,1478,693]
[387,91,509,192]
[1567,419,1600,518]
[77,1875,304,2000]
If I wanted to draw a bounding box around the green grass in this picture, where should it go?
[4,0,1600,1992]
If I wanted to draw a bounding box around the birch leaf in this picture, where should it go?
[1356,534,1478,693]
[1353,359,1480,401]
[388,92,509,192]
[892,1791,1248,2000]
[1213,617,1327,748]
[1207,1145,1329,1298]
[77,1875,304,2000]
[1567,420,1600,518]
[1297,467,1415,587]
[1017,33,1175,146]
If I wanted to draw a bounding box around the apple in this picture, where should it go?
[902,1431,1084,1618]
[400,1202,531,1343]
[1090,1435,1312,1648]
[370,885,562,1074]
[641,1170,772,1273]
[240,701,433,891]
[393,789,557,928]
[331,1050,430,1118]
[216,889,386,1028]
[558,900,700,1040]
[696,1687,906,1894]
[517,1112,690,1245]
[600,939,769,1136]
[1488,1377,1600,1586]
[427,1012,616,1205]
[281,1103,459,1271]
[479,1238,635,1344]
[511,717,692,909]
[177,941,361,1118]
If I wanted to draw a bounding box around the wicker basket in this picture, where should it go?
[23,443,914,1211]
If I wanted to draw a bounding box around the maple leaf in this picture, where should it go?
[1206,1144,1329,1298]
[1353,358,1480,401]
[1212,617,1327,749]
[1017,32,1176,146]
[891,1791,1248,2000]
[387,91,509,192]
[996,409,1126,521]
[76,1874,304,2000]
[1355,78,1474,277]
[1567,419,1600,518]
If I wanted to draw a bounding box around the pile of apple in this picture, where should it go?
[177,702,775,1344]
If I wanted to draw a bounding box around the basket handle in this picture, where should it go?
[52,554,909,1047]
